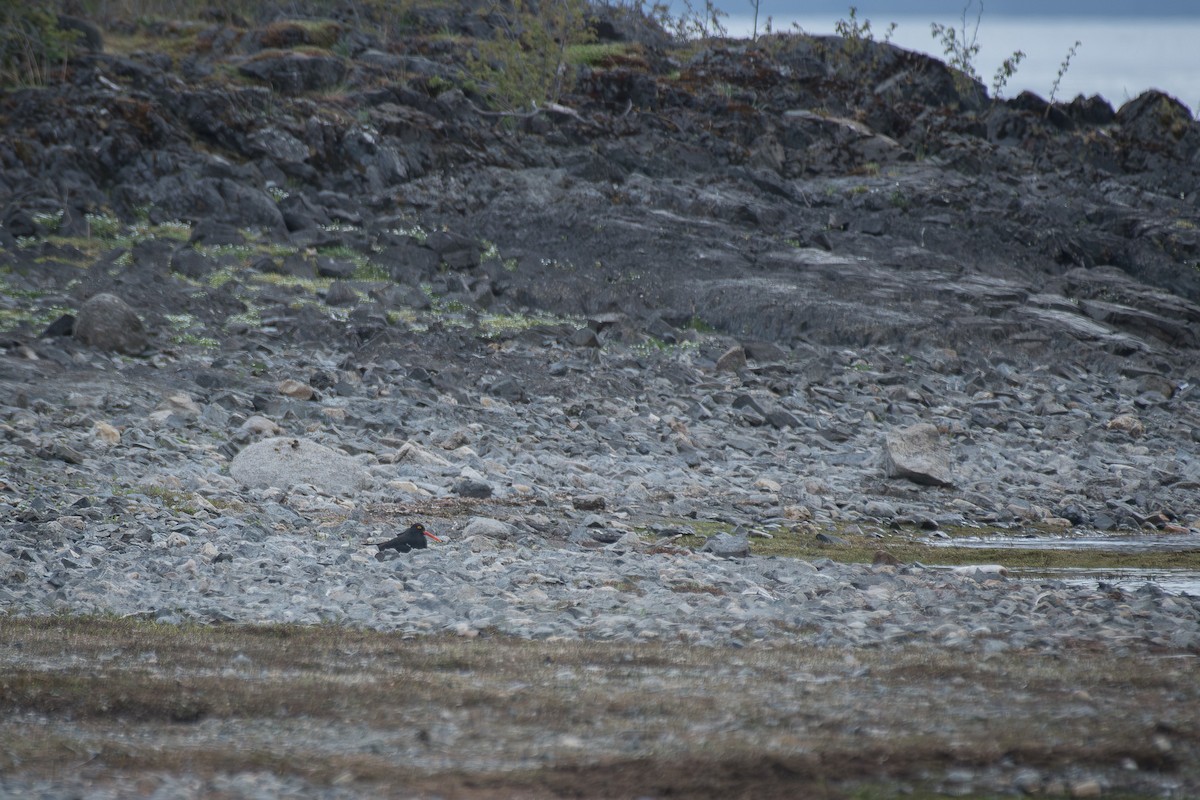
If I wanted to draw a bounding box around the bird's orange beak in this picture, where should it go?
[423,530,443,543]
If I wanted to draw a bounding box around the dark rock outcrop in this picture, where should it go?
[0,8,1197,386]
[237,51,349,94]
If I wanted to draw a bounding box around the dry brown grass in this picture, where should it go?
[1,615,1198,798]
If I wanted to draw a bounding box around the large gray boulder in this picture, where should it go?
[229,437,370,495]
[73,293,148,354]
[701,531,750,558]
[882,423,955,488]
[462,517,515,540]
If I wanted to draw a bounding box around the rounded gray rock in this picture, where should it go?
[462,517,516,540]
[73,292,148,354]
[229,437,371,495]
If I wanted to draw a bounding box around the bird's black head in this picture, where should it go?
[411,523,442,544]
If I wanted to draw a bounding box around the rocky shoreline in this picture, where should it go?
[2,321,1199,654]
[2,3,1200,796]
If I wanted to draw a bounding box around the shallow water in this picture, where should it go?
[923,531,1200,595]
[1013,567,1200,597]
[925,531,1200,553]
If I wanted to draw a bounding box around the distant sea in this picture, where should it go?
[720,13,1199,114]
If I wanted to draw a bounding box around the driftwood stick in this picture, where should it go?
[468,99,604,129]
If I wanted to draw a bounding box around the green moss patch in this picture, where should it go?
[649,518,1200,572]
[566,41,646,68]
[258,19,344,50]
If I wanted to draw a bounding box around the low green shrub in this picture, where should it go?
[466,0,595,111]
[929,0,1025,99]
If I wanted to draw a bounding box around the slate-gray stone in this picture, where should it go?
[882,423,955,488]
[238,52,349,94]
[702,531,750,558]
[73,293,148,354]
[229,437,371,495]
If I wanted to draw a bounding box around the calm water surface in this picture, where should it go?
[923,531,1200,595]
[723,14,1200,113]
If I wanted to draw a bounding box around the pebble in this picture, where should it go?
[1,512,1197,653]
[1,314,1199,657]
